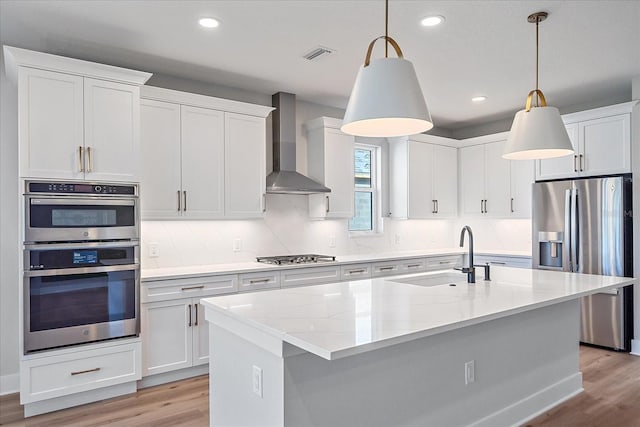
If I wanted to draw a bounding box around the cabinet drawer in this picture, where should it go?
[281,266,341,288]
[425,255,462,270]
[371,261,402,277]
[142,275,238,303]
[340,264,372,281]
[400,258,427,273]
[474,255,532,269]
[238,271,280,292]
[21,341,141,404]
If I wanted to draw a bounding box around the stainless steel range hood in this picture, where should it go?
[266,92,331,194]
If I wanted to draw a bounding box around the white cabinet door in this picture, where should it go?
[141,299,192,376]
[536,123,578,181]
[18,67,84,179]
[308,127,355,219]
[459,144,486,216]
[431,144,458,217]
[407,141,434,218]
[225,113,266,218]
[580,114,630,176]
[140,99,182,219]
[192,302,209,366]
[182,105,225,219]
[484,141,510,217]
[83,78,139,182]
[509,159,534,218]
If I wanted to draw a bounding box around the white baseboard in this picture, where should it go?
[631,339,640,356]
[24,381,136,417]
[0,373,19,396]
[137,364,208,389]
[470,372,583,427]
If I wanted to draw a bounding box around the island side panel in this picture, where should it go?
[282,300,582,427]
[210,324,284,427]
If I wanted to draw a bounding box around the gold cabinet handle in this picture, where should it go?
[183,190,187,212]
[181,285,205,291]
[177,190,181,212]
[86,146,93,173]
[249,278,270,284]
[78,146,84,172]
[71,367,100,376]
[188,304,192,327]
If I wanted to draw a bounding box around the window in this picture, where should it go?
[349,144,380,233]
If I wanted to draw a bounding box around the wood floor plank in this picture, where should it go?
[1,346,638,427]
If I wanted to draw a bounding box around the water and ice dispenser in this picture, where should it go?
[538,232,563,269]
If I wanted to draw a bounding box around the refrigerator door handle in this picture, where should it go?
[564,188,572,272]
[571,188,580,272]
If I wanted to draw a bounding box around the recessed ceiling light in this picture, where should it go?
[199,17,220,28]
[472,96,487,103]
[421,15,445,27]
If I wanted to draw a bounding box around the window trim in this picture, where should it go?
[349,143,382,236]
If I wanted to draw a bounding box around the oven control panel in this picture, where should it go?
[27,181,136,195]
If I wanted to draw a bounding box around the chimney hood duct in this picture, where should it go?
[266,92,331,194]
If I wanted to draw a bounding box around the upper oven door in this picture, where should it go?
[25,196,138,243]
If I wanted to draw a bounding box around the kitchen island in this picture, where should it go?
[200,267,633,427]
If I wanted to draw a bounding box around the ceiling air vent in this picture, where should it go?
[303,46,335,61]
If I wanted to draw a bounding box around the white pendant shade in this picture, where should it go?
[503,106,574,160]
[341,57,433,137]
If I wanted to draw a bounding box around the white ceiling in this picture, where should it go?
[1,0,639,131]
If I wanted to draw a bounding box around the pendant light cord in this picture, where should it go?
[535,16,539,107]
[385,0,389,58]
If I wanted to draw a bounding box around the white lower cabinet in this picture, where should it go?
[473,255,532,269]
[281,266,341,288]
[238,271,281,292]
[141,275,238,376]
[340,264,372,281]
[425,255,463,271]
[20,340,141,404]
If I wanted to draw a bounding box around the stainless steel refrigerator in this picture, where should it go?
[532,175,633,351]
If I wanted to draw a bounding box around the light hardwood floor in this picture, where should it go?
[1,346,638,426]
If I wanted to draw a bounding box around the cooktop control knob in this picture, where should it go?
[94,185,102,193]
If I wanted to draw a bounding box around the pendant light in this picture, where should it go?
[341,0,433,138]
[503,12,574,160]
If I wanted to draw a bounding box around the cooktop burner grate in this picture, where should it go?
[256,254,336,265]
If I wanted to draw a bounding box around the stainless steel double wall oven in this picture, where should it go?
[23,181,140,353]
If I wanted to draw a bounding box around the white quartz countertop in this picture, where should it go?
[200,267,633,360]
[141,248,531,280]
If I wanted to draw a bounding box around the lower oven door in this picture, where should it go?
[24,265,139,353]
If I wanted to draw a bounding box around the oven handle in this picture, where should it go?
[25,241,138,251]
[24,264,139,277]
[28,197,136,206]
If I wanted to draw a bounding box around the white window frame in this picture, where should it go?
[349,143,382,236]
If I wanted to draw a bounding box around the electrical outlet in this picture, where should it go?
[148,243,159,258]
[252,365,263,398]
[233,239,242,252]
[465,360,475,385]
[329,235,336,248]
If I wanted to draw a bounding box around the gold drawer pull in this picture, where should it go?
[249,279,270,284]
[181,285,205,291]
[71,367,101,376]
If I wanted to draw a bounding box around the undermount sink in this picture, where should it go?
[387,270,468,287]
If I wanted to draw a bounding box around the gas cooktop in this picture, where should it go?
[256,254,336,265]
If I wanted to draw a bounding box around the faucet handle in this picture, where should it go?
[473,263,491,281]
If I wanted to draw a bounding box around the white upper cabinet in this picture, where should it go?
[139,86,272,220]
[536,103,634,181]
[5,46,151,182]
[460,135,534,218]
[224,112,266,218]
[390,135,458,219]
[305,118,355,219]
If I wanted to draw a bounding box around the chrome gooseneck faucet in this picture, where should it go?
[459,225,476,283]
